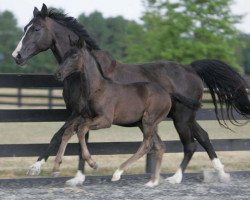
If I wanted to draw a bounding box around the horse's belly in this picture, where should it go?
[113,105,144,125]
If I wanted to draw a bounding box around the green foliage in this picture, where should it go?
[237,34,250,74]
[0,1,247,73]
[0,11,22,72]
[126,0,243,71]
[78,12,143,62]
[0,10,56,73]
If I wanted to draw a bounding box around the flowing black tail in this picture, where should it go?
[190,59,250,128]
[170,93,201,110]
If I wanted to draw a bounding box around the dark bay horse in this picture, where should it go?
[12,4,250,185]
[55,39,201,186]
[54,40,197,186]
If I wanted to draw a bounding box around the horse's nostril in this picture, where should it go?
[16,53,22,59]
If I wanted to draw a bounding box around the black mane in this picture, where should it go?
[30,8,101,51]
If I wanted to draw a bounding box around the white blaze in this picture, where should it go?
[12,24,32,58]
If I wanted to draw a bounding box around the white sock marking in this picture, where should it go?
[212,158,230,182]
[166,168,183,184]
[27,159,45,176]
[65,170,86,187]
[111,169,124,181]
[12,24,32,58]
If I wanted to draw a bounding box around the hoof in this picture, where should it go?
[166,169,182,184]
[145,180,159,187]
[166,174,182,184]
[111,169,123,182]
[52,171,60,177]
[26,160,44,176]
[65,171,85,187]
[219,172,231,183]
[92,162,98,170]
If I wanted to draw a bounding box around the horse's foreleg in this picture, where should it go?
[52,129,74,177]
[77,128,97,169]
[27,124,66,176]
[52,115,80,176]
[66,132,89,186]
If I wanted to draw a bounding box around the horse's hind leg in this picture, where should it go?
[111,123,155,182]
[192,121,230,182]
[166,107,197,184]
[145,132,165,187]
[112,105,169,183]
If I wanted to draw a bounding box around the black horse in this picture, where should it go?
[12,4,250,185]
[54,39,200,186]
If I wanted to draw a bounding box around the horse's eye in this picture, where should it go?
[34,27,41,31]
[71,54,78,59]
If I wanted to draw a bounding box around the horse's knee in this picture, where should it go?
[144,139,153,152]
[153,140,165,152]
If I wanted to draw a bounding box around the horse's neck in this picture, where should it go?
[64,73,88,99]
[50,21,79,64]
[84,50,107,94]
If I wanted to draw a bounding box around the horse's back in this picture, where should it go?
[115,61,203,100]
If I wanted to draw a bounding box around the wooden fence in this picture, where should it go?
[0,73,250,174]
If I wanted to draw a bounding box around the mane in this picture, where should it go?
[30,8,101,51]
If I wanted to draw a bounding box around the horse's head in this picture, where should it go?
[56,39,86,81]
[12,3,101,67]
[12,4,54,66]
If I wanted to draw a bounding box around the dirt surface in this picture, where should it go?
[0,172,249,200]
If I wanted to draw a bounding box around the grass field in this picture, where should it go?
[0,120,249,179]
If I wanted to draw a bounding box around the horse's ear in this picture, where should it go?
[41,3,48,14]
[77,39,85,49]
[33,7,39,17]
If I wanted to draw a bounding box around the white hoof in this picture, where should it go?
[166,169,183,184]
[145,180,159,187]
[26,160,45,176]
[219,172,231,183]
[52,171,60,177]
[111,169,124,182]
[66,171,85,187]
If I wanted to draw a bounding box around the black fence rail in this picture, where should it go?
[0,74,250,174]
[1,74,249,109]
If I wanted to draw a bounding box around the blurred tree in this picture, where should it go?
[127,0,243,71]
[78,11,110,50]
[237,34,250,75]
[0,11,22,72]
[0,9,57,73]
[78,11,143,62]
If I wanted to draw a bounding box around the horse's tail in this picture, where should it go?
[190,59,250,128]
[170,93,201,110]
